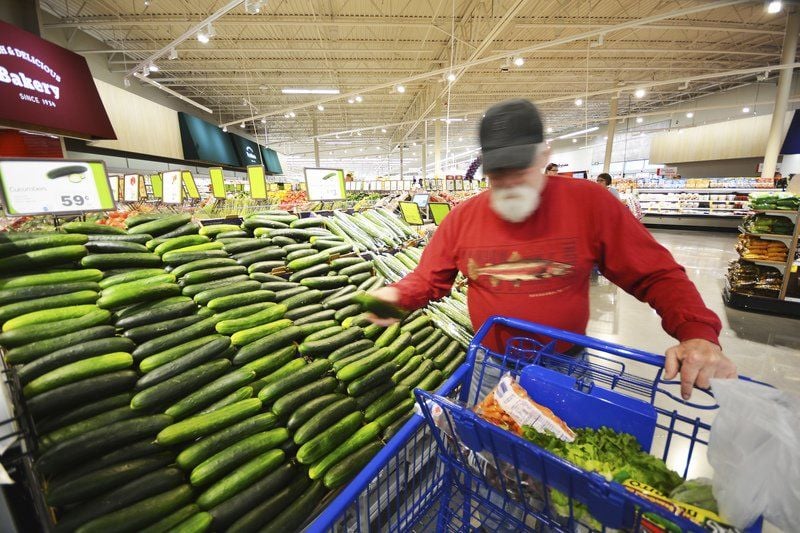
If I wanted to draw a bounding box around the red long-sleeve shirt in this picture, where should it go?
[391,176,721,351]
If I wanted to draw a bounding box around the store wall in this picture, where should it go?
[670,157,763,178]
[90,79,183,160]
[0,0,41,34]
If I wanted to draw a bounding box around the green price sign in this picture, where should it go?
[429,202,451,226]
[209,167,226,199]
[182,170,200,199]
[248,165,267,199]
[399,201,424,225]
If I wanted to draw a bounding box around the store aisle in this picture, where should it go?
[588,229,800,394]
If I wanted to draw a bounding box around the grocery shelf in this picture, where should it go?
[635,188,776,193]
[723,286,800,318]
[739,257,787,272]
[737,227,794,244]
[750,209,800,218]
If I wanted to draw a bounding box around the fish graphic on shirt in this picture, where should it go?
[467,251,572,287]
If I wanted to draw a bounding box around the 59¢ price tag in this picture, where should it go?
[0,159,116,216]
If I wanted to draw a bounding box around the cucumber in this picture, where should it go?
[323,441,383,489]
[247,260,285,273]
[171,512,212,533]
[419,332,449,358]
[260,480,326,532]
[229,318,293,346]
[285,248,317,262]
[338,261,374,276]
[193,280,262,305]
[207,462,295,529]
[46,454,173,507]
[374,397,415,429]
[239,345,296,377]
[197,449,284,510]
[257,359,331,405]
[283,303,324,321]
[313,239,348,250]
[34,391,132,435]
[5,324,114,365]
[0,268,102,290]
[300,275,349,290]
[222,239,275,255]
[261,281,297,292]
[165,368,256,420]
[347,360,397,396]
[354,382,394,410]
[23,352,132,398]
[290,217,327,229]
[28,370,138,419]
[329,257,364,269]
[392,345,417,368]
[85,240,150,254]
[357,275,380,291]
[0,245,87,274]
[233,247,285,266]
[333,303,361,322]
[292,309,336,325]
[433,339,461,369]
[293,397,358,446]
[309,421,381,480]
[335,348,391,382]
[131,316,218,360]
[74,485,194,533]
[411,326,435,346]
[242,216,289,230]
[442,351,467,377]
[50,438,163,485]
[281,288,325,310]
[299,326,364,357]
[248,273,285,283]
[126,214,192,236]
[140,505,201,533]
[286,394,345,431]
[81,253,162,270]
[273,285,308,301]
[227,475,309,533]
[304,325,342,342]
[392,355,422,384]
[199,224,241,237]
[296,411,364,464]
[216,306,286,336]
[114,295,190,318]
[399,359,435,388]
[297,319,338,337]
[207,290,274,312]
[131,359,231,411]
[282,243,313,253]
[36,414,171,477]
[199,386,253,415]
[0,233,87,256]
[171,257,239,278]
[115,300,197,330]
[387,331,413,358]
[323,289,364,310]
[38,404,137,451]
[347,271,373,286]
[0,290,98,325]
[0,281,99,307]
[99,268,168,289]
[265,228,315,241]
[0,308,111,348]
[157,398,262,446]
[123,314,204,343]
[124,213,164,228]
[353,293,408,319]
[147,221,201,243]
[286,250,329,271]
[181,266,247,286]
[415,369,443,392]
[97,282,180,310]
[100,273,176,298]
[153,235,210,256]
[211,302,274,322]
[62,221,126,235]
[270,376,338,417]
[328,339,374,362]
[162,249,229,267]
[373,323,400,349]
[400,312,429,333]
[331,347,375,374]
[182,275,250,297]
[87,233,152,244]
[383,411,414,440]
[138,335,228,377]
[230,326,303,365]
[190,428,289,487]
[287,263,330,282]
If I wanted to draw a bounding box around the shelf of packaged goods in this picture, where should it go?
[723,286,800,317]
[642,210,746,217]
[737,227,795,243]
[739,257,788,271]
[749,209,800,218]
[634,188,778,194]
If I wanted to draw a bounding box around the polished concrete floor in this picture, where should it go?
[587,228,800,395]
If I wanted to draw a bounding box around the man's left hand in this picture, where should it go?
[663,339,737,400]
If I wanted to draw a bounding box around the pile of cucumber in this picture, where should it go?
[0,209,467,533]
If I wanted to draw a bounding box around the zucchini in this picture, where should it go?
[131,316,218,361]
[23,352,132,398]
[140,505,201,533]
[62,221,126,235]
[176,412,278,471]
[0,308,111,348]
[123,314,204,344]
[85,240,149,254]
[296,411,364,464]
[259,480,326,532]
[74,485,194,533]
[197,449,284,510]
[292,309,336,325]
[293,397,358,446]
[126,214,192,236]
[323,441,383,489]
[157,398,262,446]
[207,290,274,312]
[36,414,171,476]
[138,335,228,377]
[0,290,98,325]
[0,281,99,307]
[97,282,180,310]
[335,348,391,382]
[115,299,197,330]
[298,326,364,357]
[216,306,286,336]
[286,393,345,431]
[309,421,381,480]
[99,268,168,289]
[270,376,338,417]
[130,359,231,411]
[4,324,114,365]
[257,359,331,405]
[171,257,239,278]
[287,263,330,283]
[165,368,256,420]
[354,292,408,319]
[162,249,229,267]
[193,280,261,306]
[190,428,289,487]
[0,245,87,274]
[226,475,309,533]
[347,360,398,396]
[239,345,296,377]
[38,405,137,451]
[81,252,162,270]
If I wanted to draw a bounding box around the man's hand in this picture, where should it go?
[364,286,402,326]
[664,339,737,400]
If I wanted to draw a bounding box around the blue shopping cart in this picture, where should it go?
[306,316,764,532]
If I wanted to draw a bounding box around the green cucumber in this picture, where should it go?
[0,268,102,290]
[199,224,241,237]
[212,302,274,322]
[259,480,326,532]
[5,324,114,365]
[199,386,253,415]
[127,214,192,236]
[140,505,201,533]
[338,261,374,276]
[50,438,163,485]
[411,325,435,346]
[196,449,284,510]
[226,474,309,533]
[285,248,317,262]
[100,273,176,297]
[335,348,391,382]
[399,359,435,388]
[27,370,137,419]
[190,428,289,487]
[0,233,87,256]
[38,405,137,451]
[171,257,239,278]
[233,247,285,267]
[347,272,372,286]
[124,213,164,228]
[392,345,417,368]
[81,253,161,270]
[74,485,194,533]
[162,249,229,267]
[157,398,262,446]
[329,257,364,269]
[286,250,329,271]
[415,369,443,392]
[265,228,315,241]
[181,266,248,286]
[373,323,400,349]
[246,260,285,273]
[357,275,380,291]
[171,512,212,533]
[274,285,308,301]
[353,293,407,319]
[114,295,190,318]
[222,239,275,255]
[296,411,364,464]
[286,393,345,431]
[115,300,197,330]
[248,273,285,283]
[297,319,338,337]
[261,281,297,292]
[240,345,296,377]
[309,421,381,480]
[131,359,231,411]
[392,355,422,384]
[207,290,274,312]
[165,368,256,420]
[193,280,262,305]
[181,275,250,297]
[333,303,361,322]
[123,314,204,343]
[354,382,394,410]
[283,303,324,320]
[62,221,126,235]
[332,347,376,373]
[328,339,374,362]
[0,308,111,348]
[216,306,286,336]
[97,282,180,310]
[176,412,278,471]
[374,397,415,429]
[290,217,327,229]
[231,326,303,365]
[292,309,336,325]
[229,318,293,346]
[293,397,358,446]
[87,233,152,244]
[346,360,397,396]
[257,359,331,405]
[300,275,348,290]
[287,263,331,283]
[282,243,313,253]
[323,289,364,310]
[442,351,466,377]
[23,352,132,398]
[2,303,97,331]
[270,376,338,417]
[0,281,99,307]
[433,339,461,369]
[153,235,210,256]
[131,316,218,361]
[323,441,383,489]
[85,240,149,254]
[387,331,413,358]
[298,326,364,357]
[138,335,228,376]
[383,412,414,441]
[34,391,132,435]
[145,221,201,243]
[304,325,342,342]
[99,268,167,289]
[0,290,98,325]
[420,333,450,359]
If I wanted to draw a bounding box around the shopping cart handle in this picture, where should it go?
[471,315,668,369]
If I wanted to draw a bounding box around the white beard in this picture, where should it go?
[489,184,541,223]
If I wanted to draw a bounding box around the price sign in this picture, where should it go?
[304,168,345,201]
[162,170,183,204]
[429,202,451,225]
[150,174,163,198]
[123,174,140,202]
[138,176,148,199]
[181,171,200,199]
[399,201,424,225]
[108,174,120,201]
[247,165,267,199]
[209,167,226,199]
[0,159,116,215]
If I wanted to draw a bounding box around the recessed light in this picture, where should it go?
[381,128,387,133]
[636,117,643,124]
[317,105,324,111]
[222,126,227,132]
[347,98,355,104]
[686,112,694,118]
[742,107,750,113]
[634,88,646,98]
[446,72,456,82]
[513,57,524,67]
[572,138,578,143]
[575,98,583,106]
[355,95,363,102]
[767,1,782,14]
[395,85,406,93]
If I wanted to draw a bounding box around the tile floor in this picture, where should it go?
[587,228,800,395]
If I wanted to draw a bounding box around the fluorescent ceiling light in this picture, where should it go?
[148,63,159,72]
[440,118,464,123]
[239,122,246,128]
[260,118,267,124]
[572,139,578,143]
[347,98,354,104]
[282,88,340,95]
[555,126,599,140]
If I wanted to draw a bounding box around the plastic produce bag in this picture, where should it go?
[707,378,800,531]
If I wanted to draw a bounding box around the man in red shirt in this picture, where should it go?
[370,99,736,400]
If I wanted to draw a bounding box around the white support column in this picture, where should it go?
[422,121,428,180]
[399,143,404,180]
[434,119,442,178]
[761,10,799,180]
[312,116,320,167]
[603,97,618,174]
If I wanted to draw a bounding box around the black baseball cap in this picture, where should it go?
[479,99,544,173]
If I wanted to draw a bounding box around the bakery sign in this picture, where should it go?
[0,20,115,140]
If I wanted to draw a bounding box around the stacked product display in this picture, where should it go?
[0,208,469,532]
[724,193,800,314]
